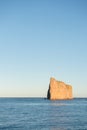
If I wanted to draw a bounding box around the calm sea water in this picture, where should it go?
[0,98,87,130]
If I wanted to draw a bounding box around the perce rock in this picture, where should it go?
[47,78,73,100]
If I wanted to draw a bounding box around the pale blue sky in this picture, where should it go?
[0,0,87,97]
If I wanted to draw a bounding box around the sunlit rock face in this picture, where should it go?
[47,78,73,100]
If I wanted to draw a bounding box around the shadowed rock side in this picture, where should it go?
[47,78,73,100]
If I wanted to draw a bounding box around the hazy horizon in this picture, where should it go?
[0,0,87,97]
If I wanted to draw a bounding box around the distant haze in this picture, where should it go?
[0,0,87,97]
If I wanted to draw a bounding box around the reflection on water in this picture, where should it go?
[50,128,66,130]
[51,102,66,106]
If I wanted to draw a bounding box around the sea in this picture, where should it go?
[0,98,87,130]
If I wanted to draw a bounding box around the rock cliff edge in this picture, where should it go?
[47,78,73,100]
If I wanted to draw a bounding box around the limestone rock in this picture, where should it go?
[47,77,73,100]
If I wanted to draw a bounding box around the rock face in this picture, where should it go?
[47,78,73,100]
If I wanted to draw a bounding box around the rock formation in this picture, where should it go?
[47,77,73,100]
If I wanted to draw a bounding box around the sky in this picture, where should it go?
[0,0,87,97]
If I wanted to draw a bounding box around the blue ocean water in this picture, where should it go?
[0,98,87,130]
